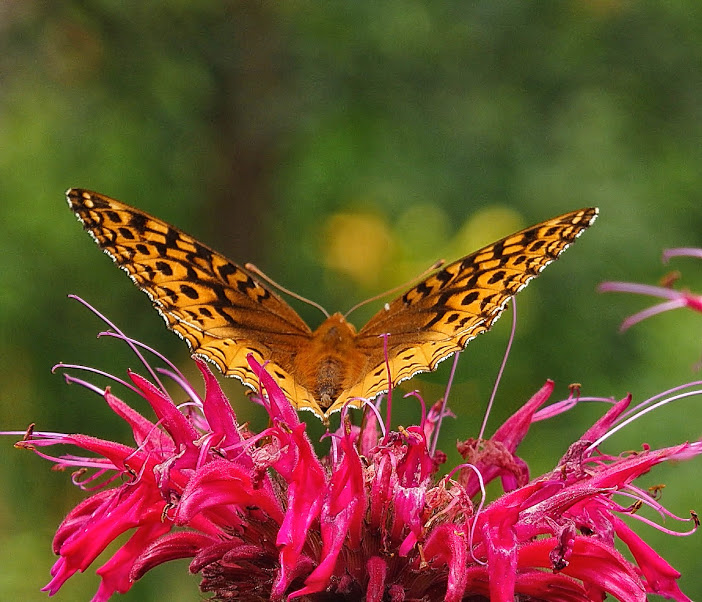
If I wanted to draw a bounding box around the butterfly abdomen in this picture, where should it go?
[290,313,368,410]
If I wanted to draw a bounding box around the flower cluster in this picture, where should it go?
[9,260,702,601]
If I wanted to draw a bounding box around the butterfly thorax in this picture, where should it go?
[292,312,366,410]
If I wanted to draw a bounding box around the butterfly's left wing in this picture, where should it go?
[330,207,598,413]
[66,188,325,416]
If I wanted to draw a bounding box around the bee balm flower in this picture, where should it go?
[7,298,701,601]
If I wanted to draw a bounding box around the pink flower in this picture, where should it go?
[7,297,702,601]
[599,247,702,331]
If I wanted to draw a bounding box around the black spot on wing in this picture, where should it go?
[480,294,497,311]
[487,270,506,285]
[460,256,477,272]
[237,275,257,294]
[192,242,213,262]
[155,260,174,276]
[234,273,271,303]
[529,240,546,253]
[153,227,180,257]
[460,273,479,290]
[161,286,178,303]
[180,284,199,300]
[211,283,230,304]
[218,262,238,281]
[490,240,504,258]
[129,212,148,235]
[435,268,452,286]
[424,311,444,329]
[519,228,537,244]
[462,291,479,306]
[88,195,112,209]
[409,280,433,302]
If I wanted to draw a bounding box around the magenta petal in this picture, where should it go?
[491,380,555,451]
[423,524,468,602]
[246,355,300,425]
[365,556,388,602]
[42,556,78,596]
[103,389,166,448]
[131,531,216,580]
[483,519,518,601]
[460,381,554,496]
[44,484,164,597]
[128,371,200,449]
[512,571,588,602]
[272,424,326,596]
[541,537,646,601]
[95,521,172,597]
[195,359,243,449]
[177,458,283,524]
[612,515,692,601]
[293,428,366,596]
[579,393,632,443]
[58,433,145,470]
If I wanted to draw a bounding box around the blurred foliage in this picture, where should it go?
[1,1,702,599]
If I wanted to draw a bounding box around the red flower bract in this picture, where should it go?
[9,300,702,601]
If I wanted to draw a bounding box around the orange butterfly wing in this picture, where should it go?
[66,188,324,414]
[321,207,598,416]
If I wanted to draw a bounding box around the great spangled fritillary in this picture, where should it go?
[67,188,597,422]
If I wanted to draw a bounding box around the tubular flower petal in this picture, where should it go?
[599,247,702,331]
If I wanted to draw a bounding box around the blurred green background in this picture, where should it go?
[2,2,702,600]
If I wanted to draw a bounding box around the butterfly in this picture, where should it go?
[67,188,597,422]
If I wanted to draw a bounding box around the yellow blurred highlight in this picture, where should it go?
[449,206,525,261]
[323,213,393,287]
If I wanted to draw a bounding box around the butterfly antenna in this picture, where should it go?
[344,259,445,319]
[244,263,330,318]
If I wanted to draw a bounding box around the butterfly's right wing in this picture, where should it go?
[67,189,317,409]
[336,207,598,412]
